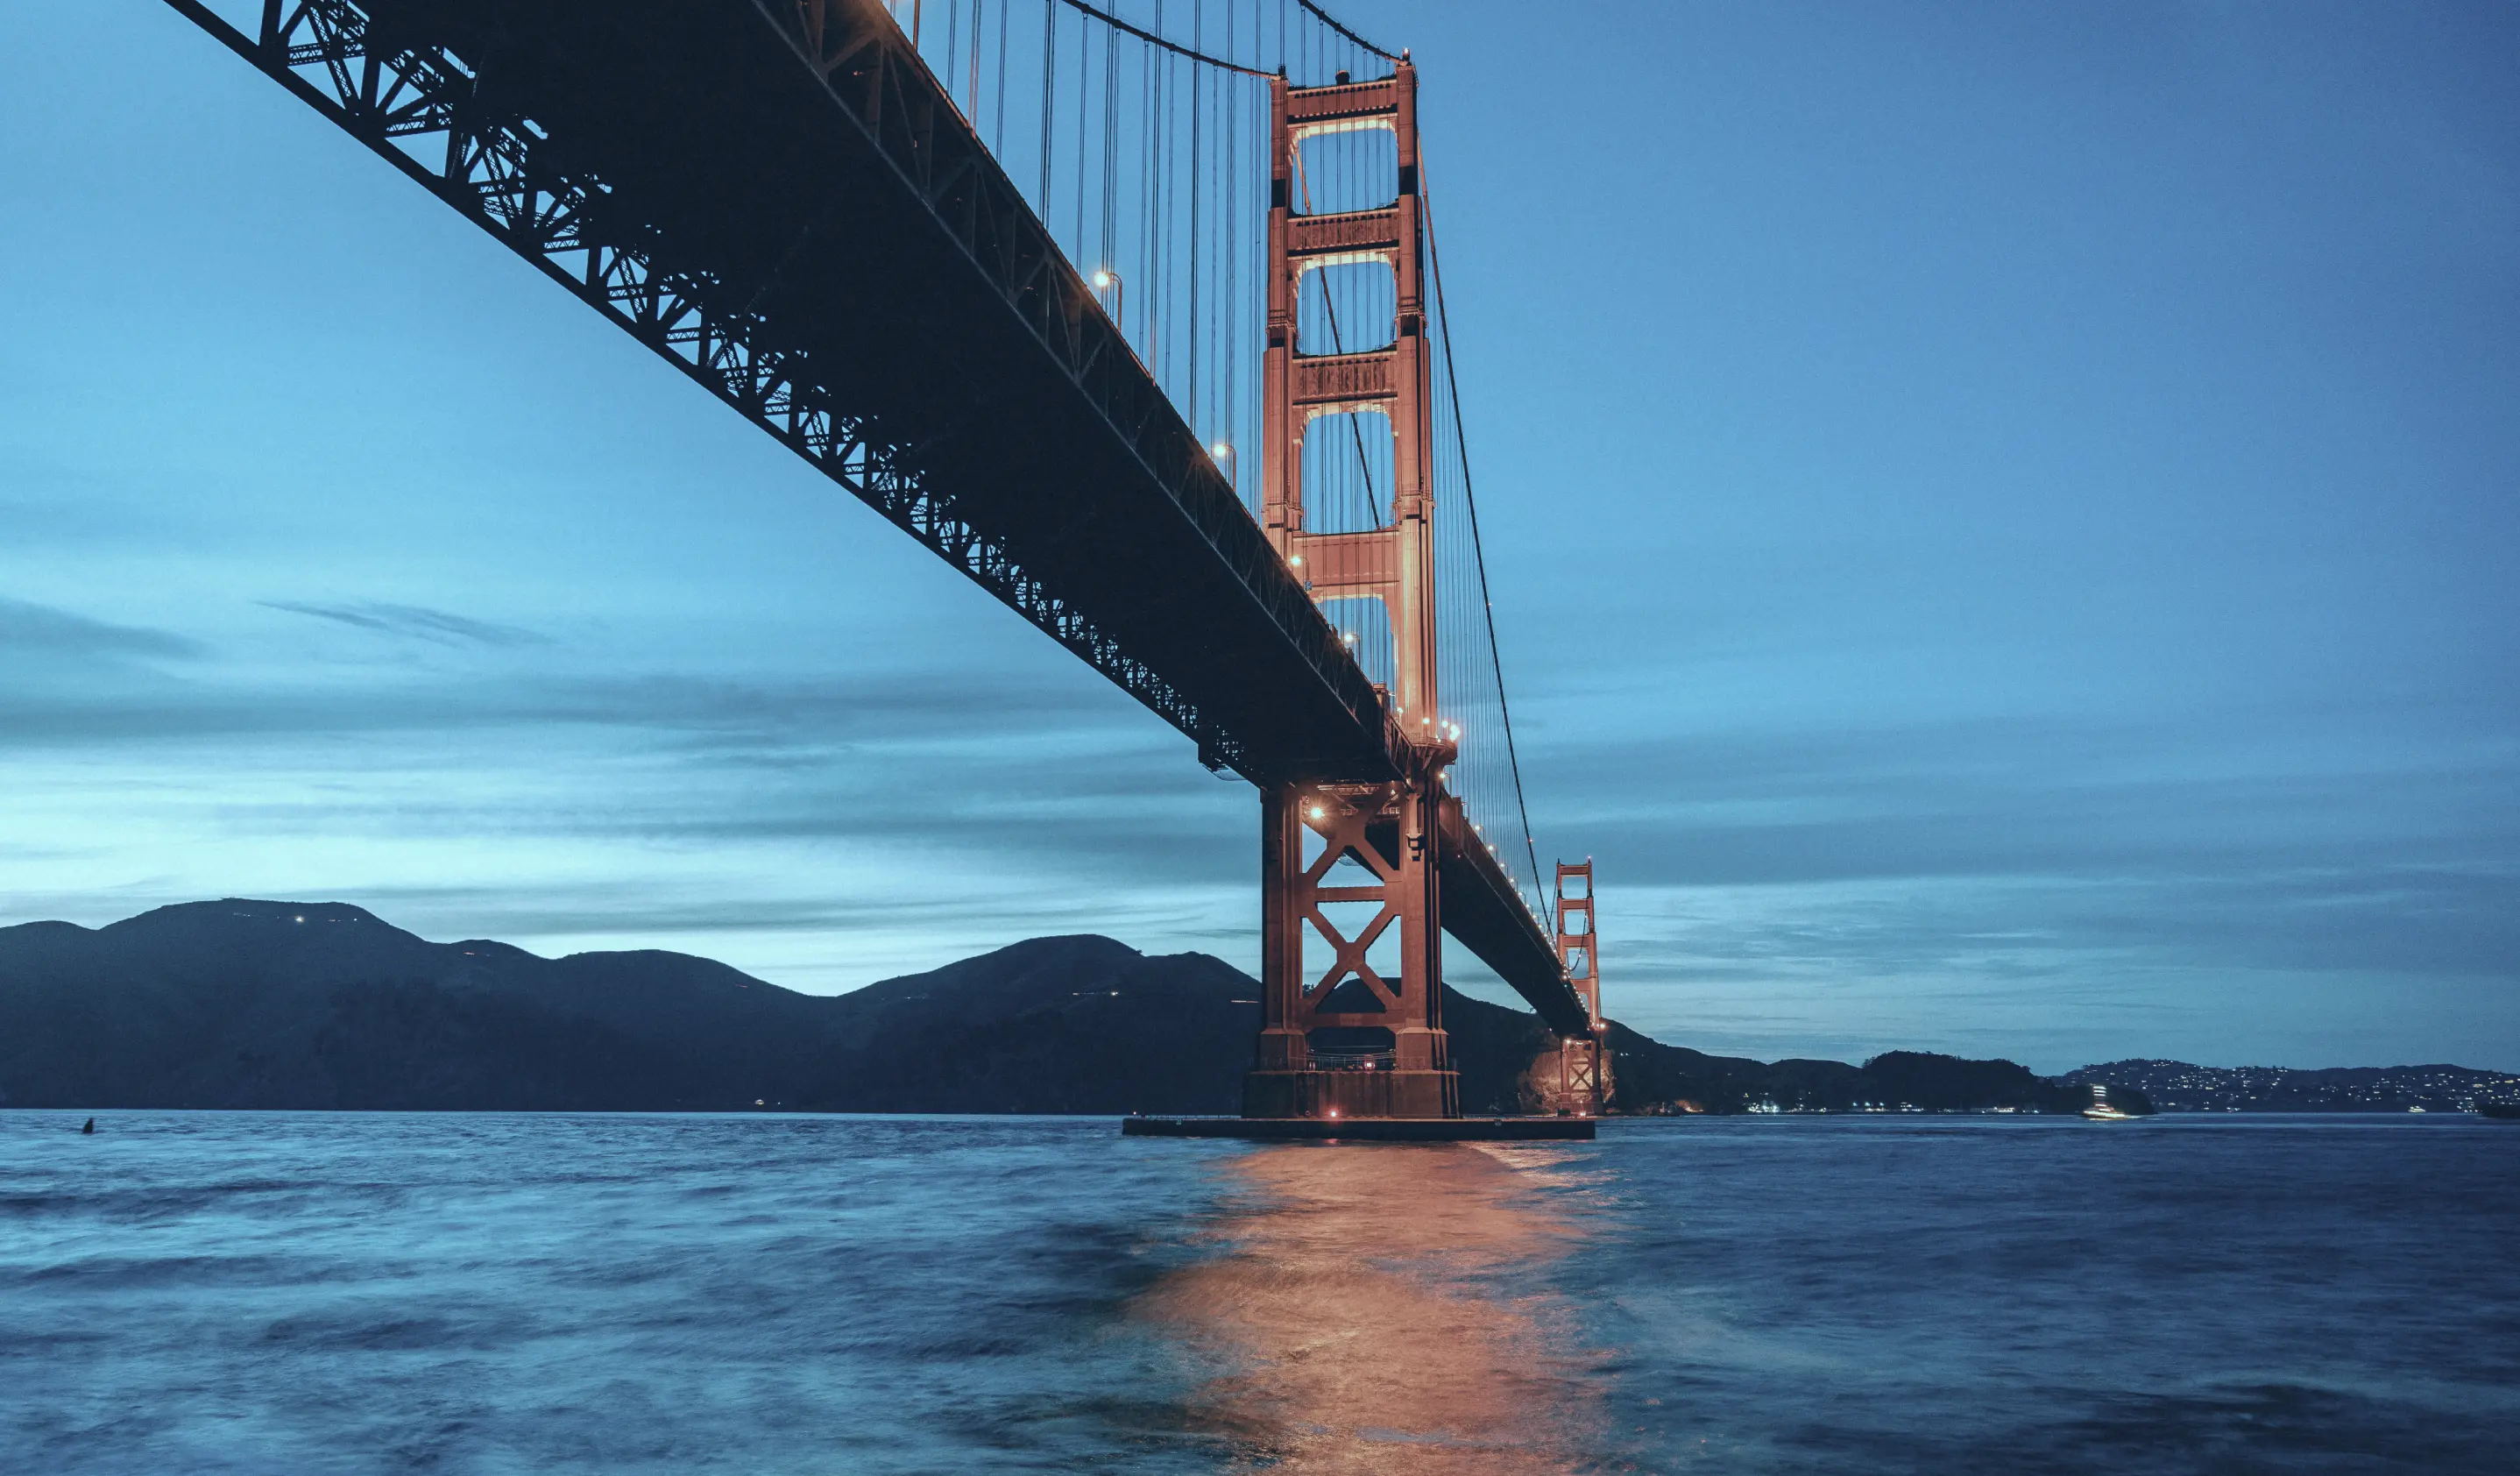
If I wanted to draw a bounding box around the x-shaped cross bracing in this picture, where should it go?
[1297,788,1403,1013]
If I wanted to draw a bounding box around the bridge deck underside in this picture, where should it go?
[237,0,1585,1031]
[353,0,1381,772]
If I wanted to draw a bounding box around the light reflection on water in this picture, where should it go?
[4,1111,2516,1472]
[1137,1142,1610,1473]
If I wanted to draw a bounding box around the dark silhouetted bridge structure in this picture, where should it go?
[166,0,1610,1127]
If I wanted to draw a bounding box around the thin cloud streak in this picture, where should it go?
[0,596,203,660]
[260,599,551,648]
[0,664,1144,749]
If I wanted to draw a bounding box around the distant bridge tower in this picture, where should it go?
[1246,60,1458,1119]
[1554,860,1610,1115]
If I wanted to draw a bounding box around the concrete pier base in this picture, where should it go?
[1121,1116,1596,1141]
[1241,1068,1456,1120]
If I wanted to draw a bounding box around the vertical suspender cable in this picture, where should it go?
[1039,0,1056,208]
[1222,0,1237,492]
[1101,18,1117,281]
[1141,13,1155,349]
[1189,0,1201,432]
[1295,0,1396,64]
[1071,7,1082,252]
[1153,20,1167,389]
[994,0,1009,151]
[1422,167,1549,929]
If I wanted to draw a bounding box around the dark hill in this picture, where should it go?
[0,899,2080,1115]
[0,901,1272,1113]
[1601,1025,2089,1114]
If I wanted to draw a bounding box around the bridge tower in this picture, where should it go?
[1245,60,1458,1119]
[1553,860,1611,1116]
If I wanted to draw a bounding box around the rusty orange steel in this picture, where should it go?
[1244,64,1463,1121]
[1552,860,1610,1117]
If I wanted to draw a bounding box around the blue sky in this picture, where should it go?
[4,2,2513,1071]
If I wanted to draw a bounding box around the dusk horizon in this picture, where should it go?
[8,4,2517,1472]
[14,892,2511,1082]
[7,1,2515,1075]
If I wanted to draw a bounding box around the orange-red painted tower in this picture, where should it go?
[1553,860,1610,1115]
[1243,62,1457,1120]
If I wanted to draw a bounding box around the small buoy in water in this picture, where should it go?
[81,1118,95,1135]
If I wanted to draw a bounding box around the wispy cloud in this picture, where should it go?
[261,599,550,649]
[1530,716,2520,887]
[0,595,202,659]
[0,664,1140,749]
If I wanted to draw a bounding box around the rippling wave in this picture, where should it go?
[3,1112,2512,1472]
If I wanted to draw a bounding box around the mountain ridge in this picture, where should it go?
[9,900,2503,1114]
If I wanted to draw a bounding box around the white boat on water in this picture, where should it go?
[2083,1084,2137,1121]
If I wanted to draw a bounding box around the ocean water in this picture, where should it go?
[3,1112,2513,1474]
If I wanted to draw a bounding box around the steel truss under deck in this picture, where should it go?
[170,0,1334,777]
[162,0,1590,1034]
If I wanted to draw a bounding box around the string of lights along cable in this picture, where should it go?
[883,0,1553,926]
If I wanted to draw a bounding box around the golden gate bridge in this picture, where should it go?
[164,0,1610,1136]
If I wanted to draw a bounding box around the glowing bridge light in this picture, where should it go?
[1308,805,1326,820]
[1089,266,1123,323]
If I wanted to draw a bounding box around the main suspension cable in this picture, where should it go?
[1295,0,1396,63]
[1052,0,1275,76]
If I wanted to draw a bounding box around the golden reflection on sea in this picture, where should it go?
[1136,1141,1612,1474]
